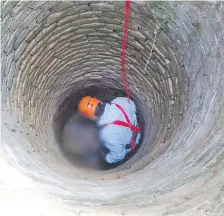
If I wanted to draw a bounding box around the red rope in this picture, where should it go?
[121,0,131,103]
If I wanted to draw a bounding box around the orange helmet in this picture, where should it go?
[78,96,101,118]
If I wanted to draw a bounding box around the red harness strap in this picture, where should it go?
[104,103,140,151]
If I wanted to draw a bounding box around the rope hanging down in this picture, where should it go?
[121,0,131,103]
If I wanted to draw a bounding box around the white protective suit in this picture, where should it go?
[97,97,141,163]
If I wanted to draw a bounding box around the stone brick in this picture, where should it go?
[36,13,46,24]
[21,9,42,28]
[29,1,46,10]
[26,25,44,43]
[44,11,67,27]
[4,51,14,76]
[57,15,78,26]
[27,19,38,31]
[74,28,94,35]
[53,2,74,12]
[13,28,29,50]
[39,1,61,12]
[1,14,11,35]
[14,41,27,61]
[128,29,146,41]
[74,1,94,6]
[1,32,10,52]
[96,16,122,25]
[4,30,17,55]
[67,5,89,16]
[7,61,16,90]
[89,3,115,12]
[1,52,7,77]
[106,23,123,31]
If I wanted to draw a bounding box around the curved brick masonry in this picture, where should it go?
[1,1,224,215]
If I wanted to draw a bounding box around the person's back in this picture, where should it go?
[97,97,141,163]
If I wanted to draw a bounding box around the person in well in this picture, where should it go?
[78,96,141,164]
